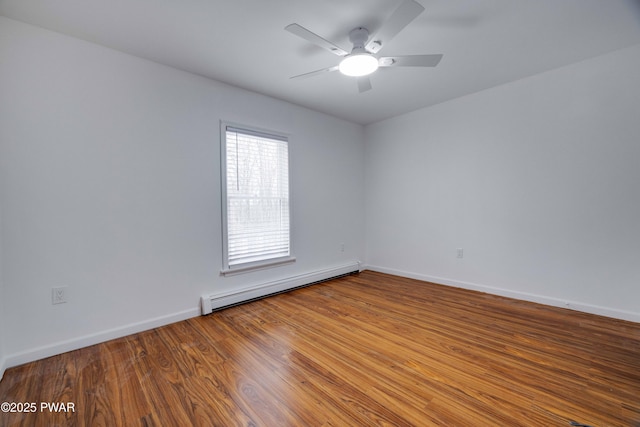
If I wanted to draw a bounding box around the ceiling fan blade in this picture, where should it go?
[365,0,425,54]
[379,54,443,67]
[357,77,372,93]
[290,65,339,80]
[285,24,349,56]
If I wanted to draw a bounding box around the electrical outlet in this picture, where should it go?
[52,287,68,305]
[456,248,464,259]
[340,243,345,252]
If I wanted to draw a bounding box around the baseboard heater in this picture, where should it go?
[200,261,361,315]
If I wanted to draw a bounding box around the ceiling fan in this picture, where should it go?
[285,0,443,93]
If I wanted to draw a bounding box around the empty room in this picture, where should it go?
[1,0,639,426]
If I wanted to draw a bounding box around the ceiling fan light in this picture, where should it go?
[338,53,379,77]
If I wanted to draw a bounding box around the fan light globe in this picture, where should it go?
[339,53,379,77]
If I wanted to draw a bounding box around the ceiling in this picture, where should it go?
[2,0,640,125]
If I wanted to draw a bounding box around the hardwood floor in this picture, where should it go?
[1,271,639,426]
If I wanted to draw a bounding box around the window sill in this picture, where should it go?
[221,256,296,277]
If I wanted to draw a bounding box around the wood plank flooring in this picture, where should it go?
[1,271,639,426]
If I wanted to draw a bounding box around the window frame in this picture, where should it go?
[220,121,295,276]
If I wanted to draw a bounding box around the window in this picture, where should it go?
[220,123,293,274]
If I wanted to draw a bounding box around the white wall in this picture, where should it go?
[0,208,6,380]
[0,17,365,367]
[365,44,640,322]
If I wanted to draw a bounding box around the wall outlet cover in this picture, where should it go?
[52,287,68,304]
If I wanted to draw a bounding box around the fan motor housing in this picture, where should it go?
[349,27,370,51]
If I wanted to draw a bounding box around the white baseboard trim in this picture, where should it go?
[4,307,200,371]
[0,355,6,382]
[201,261,361,314]
[364,264,640,324]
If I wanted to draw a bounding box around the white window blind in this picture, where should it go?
[222,125,291,270]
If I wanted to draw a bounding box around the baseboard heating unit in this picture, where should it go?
[200,261,361,315]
